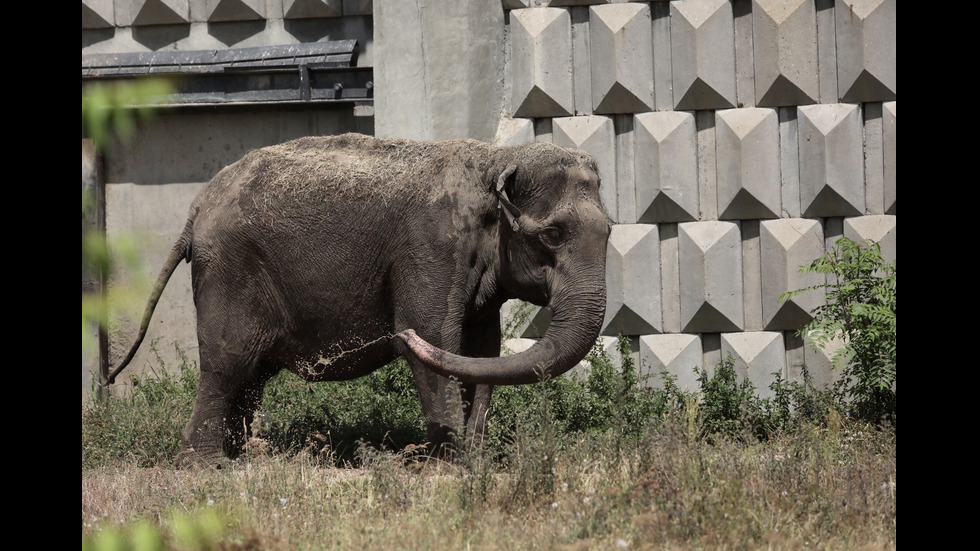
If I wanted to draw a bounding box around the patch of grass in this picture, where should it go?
[83,368,896,550]
[83,319,894,549]
[82,340,198,469]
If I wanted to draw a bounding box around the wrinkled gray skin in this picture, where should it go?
[108,133,611,468]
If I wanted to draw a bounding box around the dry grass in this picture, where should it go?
[82,417,895,551]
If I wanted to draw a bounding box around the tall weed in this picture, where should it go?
[781,237,896,425]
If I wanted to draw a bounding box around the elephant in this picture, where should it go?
[106,133,611,467]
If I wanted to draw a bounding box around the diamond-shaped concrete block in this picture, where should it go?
[760,218,825,331]
[552,116,618,222]
[799,332,846,390]
[603,224,662,336]
[82,0,115,28]
[752,0,819,107]
[720,332,785,399]
[634,111,699,223]
[843,215,896,264]
[716,108,781,220]
[283,0,343,19]
[494,117,535,147]
[883,101,896,214]
[639,334,702,392]
[678,221,744,332]
[589,3,654,114]
[342,0,372,16]
[116,0,190,26]
[511,8,575,118]
[501,299,552,339]
[798,104,865,217]
[670,0,736,110]
[836,0,896,102]
[205,0,264,21]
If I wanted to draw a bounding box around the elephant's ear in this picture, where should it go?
[494,164,522,231]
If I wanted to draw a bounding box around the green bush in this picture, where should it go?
[781,237,896,425]
[258,358,426,463]
[82,334,851,468]
[82,341,198,469]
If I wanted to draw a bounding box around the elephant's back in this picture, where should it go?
[234,133,486,208]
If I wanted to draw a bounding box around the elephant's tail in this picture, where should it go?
[104,217,195,386]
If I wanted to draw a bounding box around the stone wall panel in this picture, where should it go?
[639,334,703,393]
[589,3,654,114]
[760,218,825,331]
[798,103,865,217]
[715,107,781,220]
[634,111,699,224]
[752,0,819,107]
[603,224,662,336]
[670,0,737,110]
[836,0,896,102]
[678,221,744,333]
[510,8,575,118]
[720,331,786,399]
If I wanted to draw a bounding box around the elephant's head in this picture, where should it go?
[398,143,611,385]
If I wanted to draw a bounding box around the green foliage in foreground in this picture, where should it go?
[83,509,229,551]
[781,237,896,425]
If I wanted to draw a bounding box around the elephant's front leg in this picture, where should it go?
[409,313,500,457]
[460,382,493,448]
[404,359,465,459]
[457,313,501,449]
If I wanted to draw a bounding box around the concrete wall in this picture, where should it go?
[83,0,896,399]
[495,0,896,394]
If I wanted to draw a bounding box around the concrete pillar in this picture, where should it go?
[373,0,505,141]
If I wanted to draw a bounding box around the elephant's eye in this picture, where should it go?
[540,226,563,248]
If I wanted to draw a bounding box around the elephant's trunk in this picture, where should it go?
[396,270,606,385]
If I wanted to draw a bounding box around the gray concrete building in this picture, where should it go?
[82,0,896,399]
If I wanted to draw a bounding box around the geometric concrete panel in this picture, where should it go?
[205,0,265,21]
[678,221,744,333]
[883,101,896,214]
[670,0,737,110]
[589,3,654,114]
[510,8,575,118]
[720,331,786,399]
[552,115,618,222]
[494,117,535,147]
[603,224,662,336]
[82,0,115,28]
[843,214,896,264]
[283,0,343,19]
[500,299,552,340]
[760,218,826,331]
[800,332,846,390]
[639,334,703,393]
[116,0,190,26]
[798,104,865,217]
[752,0,819,107]
[634,111,699,224]
[342,0,373,16]
[835,0,896,102]
[715,108,781,220]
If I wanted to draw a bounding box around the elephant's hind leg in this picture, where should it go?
[176,320,280,469]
